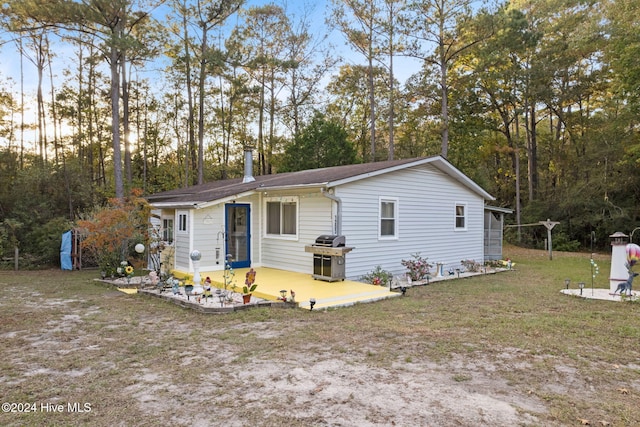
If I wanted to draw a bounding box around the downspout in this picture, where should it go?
[321,188,342,235]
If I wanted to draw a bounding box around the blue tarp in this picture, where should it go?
[60,230,73,270]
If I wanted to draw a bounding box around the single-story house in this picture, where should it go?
[146,153,509,281]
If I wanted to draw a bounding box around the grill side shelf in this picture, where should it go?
[304,246,354,256]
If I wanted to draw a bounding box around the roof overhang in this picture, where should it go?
[485,205,513,214]
[254,183,327,192]
[195,190,258,209]
[148,202,199,209]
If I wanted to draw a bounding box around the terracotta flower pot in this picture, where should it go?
[242,294,251,304]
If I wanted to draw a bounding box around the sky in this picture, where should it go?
[0,0,422,148]
[0,0,423,94]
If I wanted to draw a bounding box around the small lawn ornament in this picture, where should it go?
[203,276,212,301]
[611,245,639,297]
[148,271,159,287]
[242,268,257,304]
[612,268,638,296]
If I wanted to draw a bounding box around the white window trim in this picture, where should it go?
[378,197,399,240]
[264,196,299,240]
[454,202,467,231]
[162,217,175,244]
[177,210,189,234]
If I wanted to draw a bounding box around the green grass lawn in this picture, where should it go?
[1,245,638,426]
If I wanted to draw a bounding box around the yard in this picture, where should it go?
[1,245,639,426]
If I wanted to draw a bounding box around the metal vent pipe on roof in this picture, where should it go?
[243,146,255,183]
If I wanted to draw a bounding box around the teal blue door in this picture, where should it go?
[225,204,251,268]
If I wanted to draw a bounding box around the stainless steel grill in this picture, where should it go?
[304,235,353,282]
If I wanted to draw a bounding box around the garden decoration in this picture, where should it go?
[612,269,638,296]
[223,255,236,291]
[611,243,640,296]
[611,243,640,297]
[190,250,203,295]
[242,268,258,304]
[609,232,629,293]
[627,243,640,265]
[203,277,212,301]
[148,271,159,286]
[184,283,194,301]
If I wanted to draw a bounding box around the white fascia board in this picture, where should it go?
[194,190,257,209]
[485,205,513,214]
[148,202,198,209]
[254,183,327,192]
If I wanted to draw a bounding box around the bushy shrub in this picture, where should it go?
[401,253,432,281]
[361,265,393,286]
[24,217,74,267]
[77,189,151,276]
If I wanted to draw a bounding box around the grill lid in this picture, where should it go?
[314,235,346,247]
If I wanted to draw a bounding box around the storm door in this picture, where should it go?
[225,204,251,268]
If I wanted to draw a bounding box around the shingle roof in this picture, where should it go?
[146,156,493,207]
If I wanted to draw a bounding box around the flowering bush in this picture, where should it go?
[401,253,432,281]
[361,265,393,286]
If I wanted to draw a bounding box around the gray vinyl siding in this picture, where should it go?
[337,165,486,280]
[261,191,333,273]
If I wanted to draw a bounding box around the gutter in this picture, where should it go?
[321,188,342,235]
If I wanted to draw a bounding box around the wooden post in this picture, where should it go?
[539,219,560,260]
[14,246,19,271]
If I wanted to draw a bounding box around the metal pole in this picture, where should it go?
[591,232,595,296]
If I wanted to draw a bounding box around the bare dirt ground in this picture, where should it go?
[1,252,638,426]
[2,293,543,426]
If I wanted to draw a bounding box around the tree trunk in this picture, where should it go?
[182,4,195,187]
[110,45,124,199]
[197,26,208,185]
[368,54,376,162]
[440,59,449,158]
[122,56,132,186]
[388,37,394,161]
[528,104,538,200]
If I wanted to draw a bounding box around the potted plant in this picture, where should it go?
[242,268,257,304]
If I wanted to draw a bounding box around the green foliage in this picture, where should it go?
[279,112,358,172]
[23,217,74,266]
[77,189,151,274]
[361,265,393,286]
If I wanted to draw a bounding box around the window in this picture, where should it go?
[455,203,466,230]
[266,198,298,237]
[162,218,174,244]
[379,198,398,238]
[177,211,188,233]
